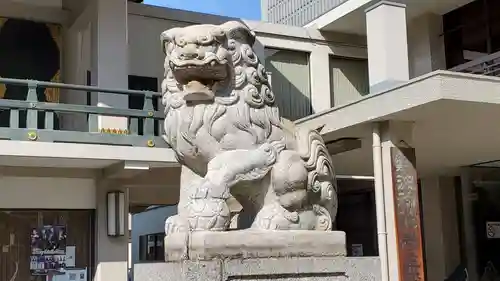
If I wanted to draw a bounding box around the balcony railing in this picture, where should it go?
[450,50,500,77]
[0,78,167,147]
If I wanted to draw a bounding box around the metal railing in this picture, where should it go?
[450,50,500,77]
[0,78,167,148]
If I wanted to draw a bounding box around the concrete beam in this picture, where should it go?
[0,166,97,178]
[0,1,69,24]
[68,0,94,31]
[102,161,150,179]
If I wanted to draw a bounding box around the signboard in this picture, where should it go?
[487,222,500,239]
[391,147,425,281]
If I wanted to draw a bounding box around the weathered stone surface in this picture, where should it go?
[140,19,374,281]
[161,20,337,234]
[134,257,381,281]
[165,230,346,261]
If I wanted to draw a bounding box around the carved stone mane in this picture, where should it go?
[162,21,288,173]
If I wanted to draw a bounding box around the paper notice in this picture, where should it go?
[65,246,76,267]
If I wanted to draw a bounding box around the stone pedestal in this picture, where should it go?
[134,231,381,281]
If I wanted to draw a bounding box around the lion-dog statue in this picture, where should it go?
[161,21,337,234]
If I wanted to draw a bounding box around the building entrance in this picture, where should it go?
[471,180,500,280]
[0,210,94,281]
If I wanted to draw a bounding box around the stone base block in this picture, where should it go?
[134,257,381,281]
[164,230,347,261]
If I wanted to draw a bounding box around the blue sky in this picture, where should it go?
[144,0,261,20]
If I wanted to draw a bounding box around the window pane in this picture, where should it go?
[155,233,165,261]
[139,235,148,261]
[329,57,369,107]
[265,48,312,120]
[443,0,489,68]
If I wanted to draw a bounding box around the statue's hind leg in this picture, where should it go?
[251,151,311,230]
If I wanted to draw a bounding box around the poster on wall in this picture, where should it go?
[31,225,67,255]
[30,255,67,275]
[51,268,87,281]
[487,221,500,239]
[30,225,68,275]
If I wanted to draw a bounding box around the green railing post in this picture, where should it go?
[143,92,155,136]
[26,82,38,129]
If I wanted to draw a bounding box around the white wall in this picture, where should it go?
[0,176,96,209]
[10,0,62,8]
[420,176,461,281]
[128,15,188,82]
[61,22,92,131]
[131,206,177,266]
[407,13,447,79]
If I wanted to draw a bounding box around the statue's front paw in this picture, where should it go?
[165,215,189,235]
[258,141,283,167]
[186,199,230,231]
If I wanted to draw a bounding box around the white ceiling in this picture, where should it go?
[330,100,500,178]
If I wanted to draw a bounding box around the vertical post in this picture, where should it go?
[94,179,129,281]
[372,123,389,281]
[91,0,129,132]
[365,1,409,93]
[142,92,155,136]
[460,168,479,281]
[26,83,38,129]
[309,47,332,112]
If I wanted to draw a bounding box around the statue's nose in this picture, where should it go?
[179,44,199,60]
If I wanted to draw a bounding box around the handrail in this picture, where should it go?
[450,50,500,72]
[0,99,164,119]
[0,77,162,97]
[0,78,167,147]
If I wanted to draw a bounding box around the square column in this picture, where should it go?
[94,179,129,281]
[365,1,409,93]
[309,48,332,112]
[420,176,461,281]
[91,0,129,131]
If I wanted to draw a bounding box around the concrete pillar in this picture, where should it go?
[459,169,479,281]
[309,47,332,112]
[91,0,128,131]
[365,1,409,93]
[94,179,129,281]
[407,13,446,78]
[420,176,461,281]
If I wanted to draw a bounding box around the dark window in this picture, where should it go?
[443,0,500,68]
[127,75,159,136]
[138,232,165,262]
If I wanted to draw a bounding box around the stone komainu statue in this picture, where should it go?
[161,21,337,233]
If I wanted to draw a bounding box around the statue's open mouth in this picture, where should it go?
[170,59,228,102]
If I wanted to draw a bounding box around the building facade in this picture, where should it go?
[2,0,500,281]
[287,1,500,281]
[0,1,366,281]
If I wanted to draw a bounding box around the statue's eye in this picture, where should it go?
[199,35,211,45]
[177,38,186,47]
[211,28,226,41]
